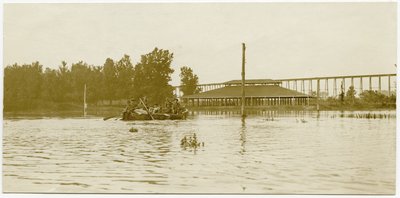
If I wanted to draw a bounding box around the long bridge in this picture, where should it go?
[174,73,397,99]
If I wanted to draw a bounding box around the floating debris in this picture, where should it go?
[180,133,204,149]
[129,127,138,133]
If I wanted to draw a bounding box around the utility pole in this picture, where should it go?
[241,43,246,117]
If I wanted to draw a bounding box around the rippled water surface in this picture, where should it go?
[3,111,396,194]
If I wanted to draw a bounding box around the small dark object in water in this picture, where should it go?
[129,127,138,132]
[180,136,187,146]
[181,133,203,149]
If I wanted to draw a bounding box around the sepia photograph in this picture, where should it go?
[2,1,397,195]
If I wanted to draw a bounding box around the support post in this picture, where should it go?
[342,78,346,93]
[369,76,372,91]
[325,79,328,98]
[378,76,381,93]
[334,78,337,97]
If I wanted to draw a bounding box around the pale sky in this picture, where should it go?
[4,3,397,86]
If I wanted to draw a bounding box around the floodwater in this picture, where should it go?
[3,110,396,194]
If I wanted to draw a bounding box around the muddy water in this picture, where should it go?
[3,111,396,194]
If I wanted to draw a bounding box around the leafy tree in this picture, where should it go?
[102,58,117,104]
[339,83,345,103]
[359,90,387,104]
[3,49,188,112]
[41,68,59,102]
[87,66,103,105]
[133,48,175,104]
[114,55,134,100]
[345,86,356,104]
[56,61,72,102]
[4,62,43,110]
[388,94,396,105]
[69,62,105,105]
[70,61,92,103]
[4,64,20,110]
[179,66,201,96]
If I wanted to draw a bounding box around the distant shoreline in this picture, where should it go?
[3,104,395,118]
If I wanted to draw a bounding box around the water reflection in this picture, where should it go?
[239,117,246,154]
[132,122,173,184]
[189,109,395,120]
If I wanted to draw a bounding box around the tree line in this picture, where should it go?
[321,85,396,108]
[4,47,200,111]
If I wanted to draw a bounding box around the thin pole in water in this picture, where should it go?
[84,84,87,117]
[241,43,246,117]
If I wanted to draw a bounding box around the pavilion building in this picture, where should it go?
[181,79,311,107]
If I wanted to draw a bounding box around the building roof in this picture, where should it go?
[224,79,282,85]
[182,85,309,99]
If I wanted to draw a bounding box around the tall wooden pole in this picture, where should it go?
[241,43,246,117]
